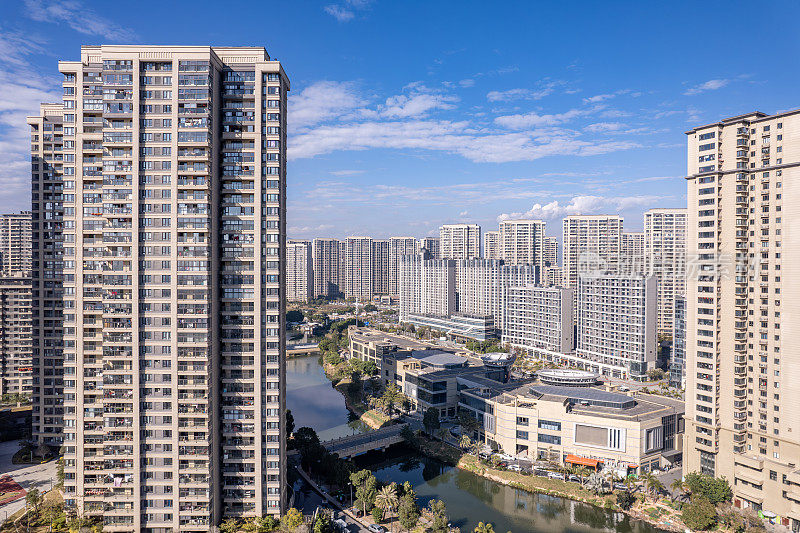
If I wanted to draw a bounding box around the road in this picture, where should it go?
[0,440,57,524]
[294,469,368,532]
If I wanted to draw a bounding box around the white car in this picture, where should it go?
[547,472,566,481]
[496,453,515,462]
[506,464,522,472]
[368,525,387,533]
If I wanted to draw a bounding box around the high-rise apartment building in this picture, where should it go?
[344,237,373,299]
[685,111,800,524]
[622,231,645,274]
[498,219,546,270]
[0,277,33,396]
[543,265,562,287]
[312,238,340,298]
[644,208,687,335]
[28,102,65,447]
[454,259,538,329]
[577,274,657,379]
[287,240,313,303]
[543,236,559,267]
[502,285,574,353]
[670,295,686,389]
[36,45,288,530]
[419,236,440,260]
[371,239,389,295]
[0,213,32,276]
[483,231,500,259]
[388,237,418,296]
[562,216,623,289]
[398,255,456,322]
[439,224,481,260]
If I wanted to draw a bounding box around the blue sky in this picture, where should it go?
[1,1,799,240]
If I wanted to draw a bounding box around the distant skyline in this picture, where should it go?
[1,1,799,239]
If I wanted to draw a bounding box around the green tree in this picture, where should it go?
[219,518,240,533]
[681,497,717,531]
[670,478,686,501]
[459,434,472,451]
[398,487,420,532]
[312,512,334,533]
[427,499,449,533]
[381,384,403,415]
[374,483,399,522]
[371,506,383,523]
[683,472,732,504]
[422,407,440,435]
[56,456,66,487]
[25,488,42,518]
[458,411,480,438]
[616,491,635,510]
[350,469,378,517]
[281,508,304,532]
[286,310,304,323]
[285,409,295,438]
[474,522,496,533]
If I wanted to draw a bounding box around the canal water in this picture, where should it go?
[286,354,369,441]
[288,354,666,533]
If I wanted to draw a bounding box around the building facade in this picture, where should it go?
[543,236,559,267]
[419,237,440,260]
[644,208,687,335]
[670,295,686,389]
[577,275,657,379]
[344,237,373,300]
[562,216,623,290]
[0,213,32,277]
[40,45,288,530]
[312,238,340,298]
[622,231,645,275]
[502,285,574,354]
[685,110,800,525]
[28,103,65,447]
[287,240,313,303]
[398,255,456,322]
[371,239,389,296]
[499,219,546,270]
[388,237,418,296]
[0,278,33,396]
[483,231,500,260]
[439,224,481,260]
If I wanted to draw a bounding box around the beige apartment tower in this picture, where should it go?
[28,103,65,447]
[483,231,500,260]
[287,240,313,303]
[499,219,546,270]
[562,215,623,289]
[33,45,289,531]
[388,237,418,296]
[439,223,481,260]
[644,208,687,335]
[622,231,645,274]
[312,238,341,298]
[344,237,373,299]
[685,110,800,526]
[0,213,32,277]
[0,278,33,396]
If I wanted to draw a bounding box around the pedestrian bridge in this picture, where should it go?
[322,423,408,458]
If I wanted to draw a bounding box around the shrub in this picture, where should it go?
[682,497,717,531]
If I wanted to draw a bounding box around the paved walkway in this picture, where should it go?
[0,440,57,524]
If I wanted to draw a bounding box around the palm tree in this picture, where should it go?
[670,478,686,502]
[575,465,590,486]
[375,483,399,525]
[474,522,496,533]
[459,434,472,451]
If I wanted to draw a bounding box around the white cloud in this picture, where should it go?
[486,80,564,102]
[458,79,475,88]
[323,5,354,21]
[584,122,625,133]
[23,0,137,40]
[497,194,665,221]
[330,169,366,176]
[494,108,589,129]
[324,0,372,21]
[380,86,459,118]
[684,79,730,95]
[289,81,365,129]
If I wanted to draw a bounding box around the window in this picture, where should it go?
[537,434,560,445]
[538,420,561,431]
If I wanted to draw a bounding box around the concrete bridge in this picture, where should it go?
[322,423,408,459]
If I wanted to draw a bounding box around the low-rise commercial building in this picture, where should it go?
[458,369,684,474]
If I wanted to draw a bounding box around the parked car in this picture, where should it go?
[613,483,630,491]
[507,464,522,472]
[497,453,515,462]
[533,469,549,477]
[568,474,581,482]
[333,518,349,532]
[547,472,566,481]
[368,525,387,533]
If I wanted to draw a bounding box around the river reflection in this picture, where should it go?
[361,451,665,533]
[286,355,369,441]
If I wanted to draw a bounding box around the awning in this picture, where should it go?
[627,464,639,468]
[565,454,601,468]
